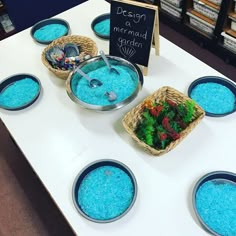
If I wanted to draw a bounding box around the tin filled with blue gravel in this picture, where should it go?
[0,74,41,111]
[31,18,70,44]
[91,13,110,39]
[188,76,236,117]
[66,55,143,111]
[192,171,236,236]
[72,159,137,223]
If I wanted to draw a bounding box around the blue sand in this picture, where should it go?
[33,24,67,41]
[0,78,40,108]
[72,64,138,106]
[196,180,236,236]
[94,19,110,36]
[77,165,134,221]
[190,82,236,114]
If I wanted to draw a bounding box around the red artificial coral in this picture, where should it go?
[156,105,163,115]
[149,105,163,117]
[159,133,167,141]
[169,132,180,140]
[149,108,158,117]
[162,117,180,140]
[176,120,187,129]
[166,99,176,107]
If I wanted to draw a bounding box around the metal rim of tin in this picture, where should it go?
[72,159,138,223]
[0,73,42,111]
[65,55,143,111]
[30,18,70,44]
[192,170,236,236]
[91,13,110,40]
[188,76,236,117]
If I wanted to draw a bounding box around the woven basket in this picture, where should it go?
[122,86,205,156]
[41,35,98,80]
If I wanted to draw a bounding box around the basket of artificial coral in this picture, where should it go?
[122,86,205,156]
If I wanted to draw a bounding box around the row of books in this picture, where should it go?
[0,13,15,34]
[160,0,236,54]
[0,1,15,37]
[221,0,236,53]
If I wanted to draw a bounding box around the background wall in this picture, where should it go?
[2,0,87,32]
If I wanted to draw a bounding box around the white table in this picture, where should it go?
[0,0,235,235]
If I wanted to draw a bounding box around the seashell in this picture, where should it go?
[50,46,65,61]
[64,43,80,58]
[46,46,65,65]
[119,44,136,60]
[45,50,57,65]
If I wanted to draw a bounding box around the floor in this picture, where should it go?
[0,121,75,236]
[0,20,236,236]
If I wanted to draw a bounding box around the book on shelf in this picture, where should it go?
[0,13,15,33]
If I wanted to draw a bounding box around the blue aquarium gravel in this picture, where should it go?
[72,64,138,106]
[77,165,134,221]
[94,19,110,36]
[0,78,40,109]
[196,180,236,236]
[190,82,236,114]
[33,24,67,41]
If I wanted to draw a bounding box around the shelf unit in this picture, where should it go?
[219,0,236,60]
[0,1,16,40]
[143,0,236,65]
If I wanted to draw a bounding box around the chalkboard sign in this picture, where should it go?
[109,0,158,68]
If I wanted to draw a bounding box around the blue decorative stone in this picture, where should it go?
[94,19,110,36]
[190,82,236,114]
[33,24,68,41]
[196,180,236,236]
[71,64,138,106]
[77,165,134,221]
[0,78,40,109]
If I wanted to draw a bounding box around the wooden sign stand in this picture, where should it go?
[144,8,159,76]
[138,1,159,76]
[110,0,160,76]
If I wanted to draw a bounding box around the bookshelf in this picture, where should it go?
[154,0,236,65]
[0,0,16,40]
